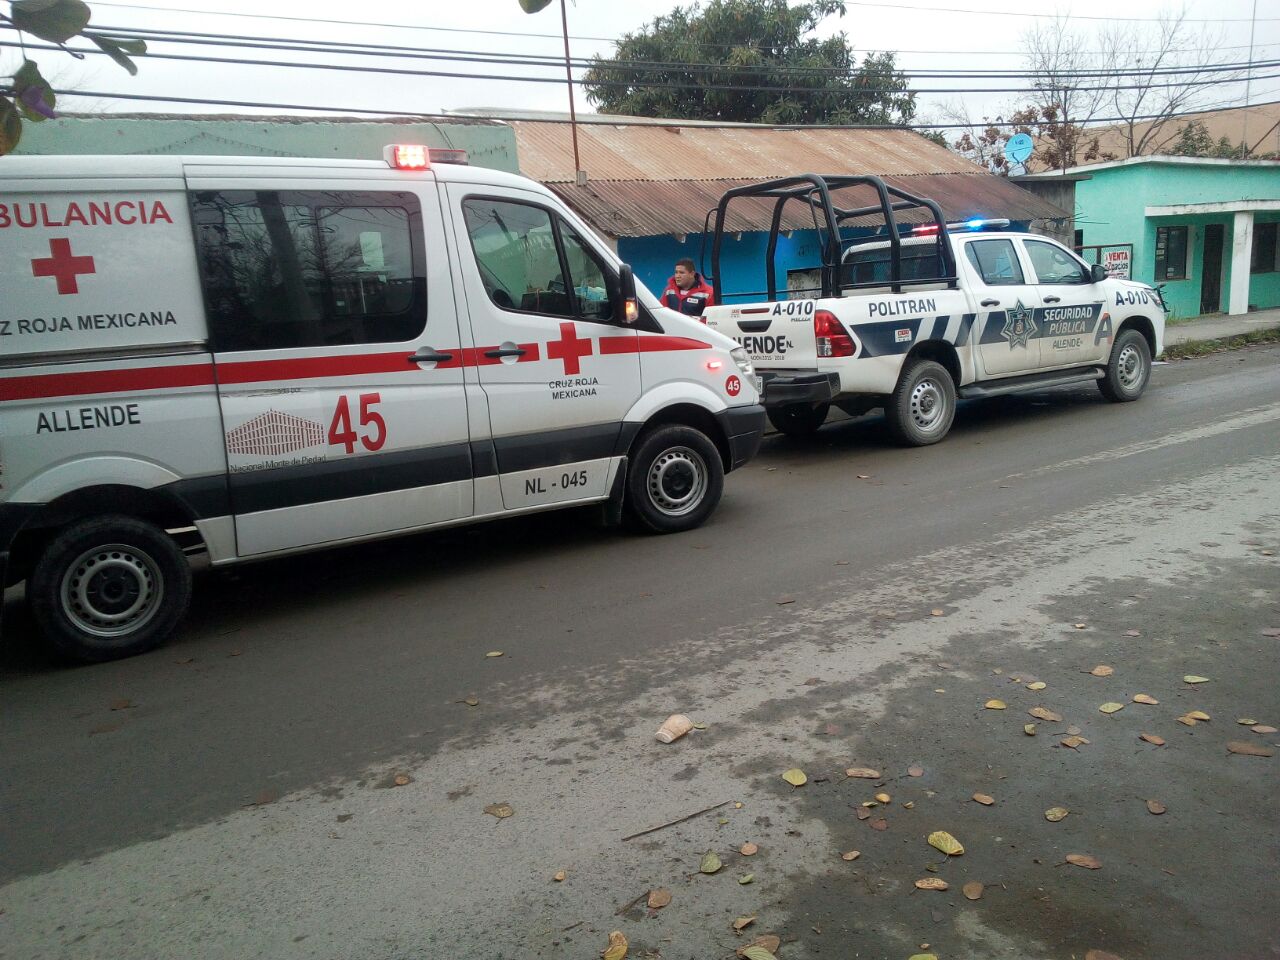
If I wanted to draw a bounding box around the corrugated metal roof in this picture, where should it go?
[513,121,983,182]
[546,173,1070,238]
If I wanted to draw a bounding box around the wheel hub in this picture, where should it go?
[1118,344,1142,388]
[61,545,163,638]
[647,447,708,517]
[910,379,945,430]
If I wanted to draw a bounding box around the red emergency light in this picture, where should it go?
[384,144,470,170]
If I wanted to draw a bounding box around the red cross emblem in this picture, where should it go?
[32,238,96,295]
[546,321,593,375]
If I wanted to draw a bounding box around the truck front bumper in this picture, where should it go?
[759,371,840,408]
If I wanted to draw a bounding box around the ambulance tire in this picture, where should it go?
[625,425,724,534]
[29,515,192,663]
[886,359,956,447]
[1098,327,1151,402]
[766,402,830,438]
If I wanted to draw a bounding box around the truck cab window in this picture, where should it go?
[191,190,426,352]
[964,238,1025,286]
[1024,239,1089,284]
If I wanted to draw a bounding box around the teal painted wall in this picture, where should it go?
[1075,160,1280,318]
[11,115,519,173]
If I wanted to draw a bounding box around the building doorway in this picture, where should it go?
[1201,224,1224,314]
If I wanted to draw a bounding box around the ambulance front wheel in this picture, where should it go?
[28,515,192,663]
[626,425,725,534]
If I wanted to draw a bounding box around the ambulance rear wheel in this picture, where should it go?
[767,402,830,438]
[626,425,724,534]
[1098,327,1151,402]
[29,515,192,663]
[886,359,956,446]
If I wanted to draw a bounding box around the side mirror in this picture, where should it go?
[618,263,640,324]
[1090,263,1108,283]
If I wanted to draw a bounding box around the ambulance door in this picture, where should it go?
[960,237,1044,378]
[188,180,473,556]
[1021,237,1109,370]
[446,187,640,510]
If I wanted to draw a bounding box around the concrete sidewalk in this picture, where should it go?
[1165,306,1280,345]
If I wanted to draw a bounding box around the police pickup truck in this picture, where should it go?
[701,175,1165,444]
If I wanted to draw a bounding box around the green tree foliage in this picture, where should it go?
[581,0,915,125]
[1168,120,1243,159]
[0,0,145,155]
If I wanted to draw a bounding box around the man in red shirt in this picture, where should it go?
[661,258,715,318]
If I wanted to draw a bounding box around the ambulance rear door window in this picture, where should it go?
[191,190,427,352]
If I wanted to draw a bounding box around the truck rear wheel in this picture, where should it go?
[1098,328,1151,402]
[766,402,830,438]
[28,515,192,663]
[625,425,724,534]
[886,359,956,446]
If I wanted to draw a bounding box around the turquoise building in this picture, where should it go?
[1065,157,1280,319]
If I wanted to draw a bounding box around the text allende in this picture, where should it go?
[37,404,142,434]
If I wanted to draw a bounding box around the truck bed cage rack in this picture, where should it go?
[710,174,958,303]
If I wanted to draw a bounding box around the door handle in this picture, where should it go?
[1043,296,1061,303]
[484,347,527,359]
[980,298,1000,307]
[408,349,453,364]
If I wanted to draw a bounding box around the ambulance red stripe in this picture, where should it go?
[0,336,709,402]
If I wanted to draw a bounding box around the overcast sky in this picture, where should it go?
[10,0,1280,128]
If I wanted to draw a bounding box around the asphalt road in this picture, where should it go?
[3,344,1279,960]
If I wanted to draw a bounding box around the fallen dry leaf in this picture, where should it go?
[1074,623,1088,630]
[1045,807,1069,822]
[931,608,945,617]
[1140,733,1166,745]
[1177,715,1199,726]
[736,935,781,959]
[740,842,758,856]
[738,874,754,885]
[972,793,995,806]
[1065,853,1102,869]
[483,801,513,819]
[1253,725,1278,734]
[1026,681,1047,691]
[1132,694,1159,705]
[1227,740,1274,757]
[908,764,924,777]
[870,818,888,831]
[393,774,411,787]
[985,699,1007,710]
[1085,951,1124,960]
[602,930,628,960]
[647,888,671,908]
[914,877,949,891]
[875,792,891,803]
[699,851,722,874]
[1146,799,1166,815]
[1183,675,1209,684]
[1024,723,1037,736]
[781,768,807,787]
[841,850,861,861]
[1029,707,1063,722]
[460,696,479,707]
[909,955,940,960]
[1237,718,1259,725]
[554,871,567,882]
[1125,629,1141,637]
[1099,702,1125,714]
[485,651,504,658]
[732,915,755,931]
[1068,725,1083,735]
[1090,665,1114,677]
[775,597,796,605]
[109,698,135,711]
[856,807,871,821]
[962,881,984,900]
[846,767,881,779]
[1186,710,1211,721]
[1060,736,1090,749]
[928,830,964,856]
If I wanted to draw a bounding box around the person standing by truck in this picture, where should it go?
[662,258,716,318]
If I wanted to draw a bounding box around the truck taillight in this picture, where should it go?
[815,310,854,358]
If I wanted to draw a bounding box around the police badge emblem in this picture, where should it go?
[1002,300,1036,349]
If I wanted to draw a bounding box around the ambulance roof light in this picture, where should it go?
[383,144,470,170]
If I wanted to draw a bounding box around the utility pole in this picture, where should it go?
[1241,0,1258,159]
[560,0,585,185]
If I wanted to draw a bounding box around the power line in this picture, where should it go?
[11,39,1275,96]
[839,0,1278,23]
[52,87,1280,131]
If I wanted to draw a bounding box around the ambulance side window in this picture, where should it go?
[192,190,426,352]
[461,198,615,323]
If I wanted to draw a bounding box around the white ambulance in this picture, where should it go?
[0,147,765,662]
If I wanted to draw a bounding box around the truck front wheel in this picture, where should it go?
[886,359,956,446]
[1098,328,1151,402]
[766,402,830,438]
[625,425,724,534]
[28,515,192,663]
